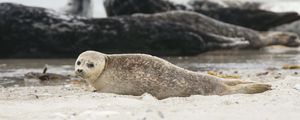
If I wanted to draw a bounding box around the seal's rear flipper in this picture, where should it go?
[230,83,272,94]
[223,79,253,86]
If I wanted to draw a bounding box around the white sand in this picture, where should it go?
[0,0,300,119]
[1,74,300,120]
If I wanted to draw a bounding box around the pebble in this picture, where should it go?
[64,84,71,88]
[141,93,157,101]
[294,84,300,91]
[274,76,281,79]
[157,111,164,119]
[256,72,269,76]
[294,72,298,75]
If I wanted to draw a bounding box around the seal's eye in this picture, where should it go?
[77,61,81,65]
[87,63,94,68]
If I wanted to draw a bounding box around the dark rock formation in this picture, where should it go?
[0,3,247,58]
[103,0,300,31]
[103,0,178,16]
[1,3,299,58]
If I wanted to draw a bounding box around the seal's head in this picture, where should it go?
[75,51,106,82]
[261,31,300,47]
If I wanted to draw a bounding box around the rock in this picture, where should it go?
[0,3,209,58]
[103,0,178,16]
[256,72,269,76]
[140,93,157,101]
[294,84,300,91]
[157,111,164,119]
[0,3,299,58]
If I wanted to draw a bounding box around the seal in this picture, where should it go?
[75,51,271,99]
[132,11,300,48]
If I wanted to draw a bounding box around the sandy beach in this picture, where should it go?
[0,0,300,119]
[1,47,300,120]
[1,68,300,120]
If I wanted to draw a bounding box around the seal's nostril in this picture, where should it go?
[77,69,83,73]
[290,36,297,40]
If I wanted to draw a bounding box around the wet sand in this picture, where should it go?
[1,46,300,120]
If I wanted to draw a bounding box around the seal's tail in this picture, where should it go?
[230,83,272,94]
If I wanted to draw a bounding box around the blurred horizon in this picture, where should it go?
[0,0,300,18]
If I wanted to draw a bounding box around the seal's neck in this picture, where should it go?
[87,56,108,85]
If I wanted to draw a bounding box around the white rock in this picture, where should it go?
[294,84,300,91]
[64,84,71,88]
[141,93,158,101]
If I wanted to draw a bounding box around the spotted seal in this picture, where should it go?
[75,51,271,99]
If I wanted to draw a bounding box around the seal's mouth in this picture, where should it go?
[75,70,85,78]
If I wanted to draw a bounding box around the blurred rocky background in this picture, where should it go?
[1,0,300,58]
